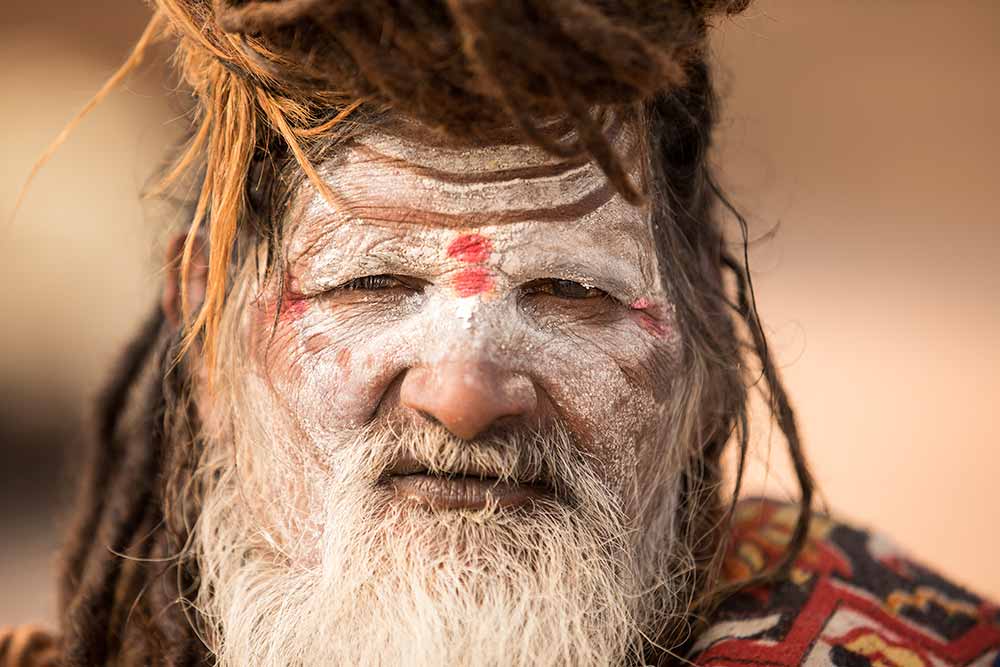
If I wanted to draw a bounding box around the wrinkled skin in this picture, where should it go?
[241,119,683,520]
[178,118,704,666]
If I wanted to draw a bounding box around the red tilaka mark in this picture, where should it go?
[454,266,494,298]
[447,232,494,296]
[630,297,667,338]
[447,233,493,263]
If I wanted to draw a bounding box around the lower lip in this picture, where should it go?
[387,473,552,511]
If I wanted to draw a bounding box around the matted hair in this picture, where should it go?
[49,2,815,665]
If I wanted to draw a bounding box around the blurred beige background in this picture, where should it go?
[1,1,997,627]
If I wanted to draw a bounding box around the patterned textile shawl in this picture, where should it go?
[689,500,1000,666]
[3,499,997,666]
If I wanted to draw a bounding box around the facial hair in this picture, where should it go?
[190,410,694,666]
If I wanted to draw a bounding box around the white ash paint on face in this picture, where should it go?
[247,119,681,517]
[192,117,708,667]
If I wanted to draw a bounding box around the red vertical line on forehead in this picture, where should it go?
[454,267,495,298]
[447,233,493,262]
[448,232,495,297]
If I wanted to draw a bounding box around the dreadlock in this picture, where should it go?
[48,1,815,665]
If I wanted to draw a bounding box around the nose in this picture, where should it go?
[400,361,538,440]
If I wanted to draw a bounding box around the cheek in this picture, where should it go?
[249,290,407,436]
[523,324,674,491]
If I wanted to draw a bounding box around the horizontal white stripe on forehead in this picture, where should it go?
[313,121,641,223]
[351,112,631,174]
[327,151,612,218]
[353,129,569,173]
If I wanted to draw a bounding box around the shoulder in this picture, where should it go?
[0,625,59,667]
[689,499,1000,667]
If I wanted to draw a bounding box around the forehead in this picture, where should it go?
[284,117,654,261]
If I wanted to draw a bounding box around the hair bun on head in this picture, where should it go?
[208,0,749,201]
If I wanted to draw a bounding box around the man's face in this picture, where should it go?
[257,119,677,508]
[197,119,692,665]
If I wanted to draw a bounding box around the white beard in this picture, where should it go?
[190,415,691,666]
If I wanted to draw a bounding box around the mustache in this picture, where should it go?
[355,420,583,503]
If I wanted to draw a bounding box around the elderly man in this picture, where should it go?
[3,1,999,666]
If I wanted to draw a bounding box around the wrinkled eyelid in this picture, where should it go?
[523,277,598,292]
[591,284,631,306]
[518,268,636,303]
[519,278,627,305]
[335,274,426,292]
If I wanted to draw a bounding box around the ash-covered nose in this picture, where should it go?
[399,361,537,440]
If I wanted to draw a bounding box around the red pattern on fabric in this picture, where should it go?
[690,500,1000,666]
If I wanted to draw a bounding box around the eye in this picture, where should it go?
[332,274,424,294]
[521,278,609,300]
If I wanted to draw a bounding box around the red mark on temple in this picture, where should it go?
[447,233,493,263]
[280,291,309,323]
[630,297,667,338]
[631,297,652,310]
[448,233,494,296]
[262,282,307,327]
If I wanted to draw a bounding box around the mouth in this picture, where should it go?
[382,457,554,511]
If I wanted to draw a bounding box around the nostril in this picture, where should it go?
[417,410,442,428]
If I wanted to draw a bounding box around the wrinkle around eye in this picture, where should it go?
[518,291,623,330]
[521,277,611,301]
[336,274,410,292]
[317,274,427,306]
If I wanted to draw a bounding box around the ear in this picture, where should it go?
[162,232,210,330]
